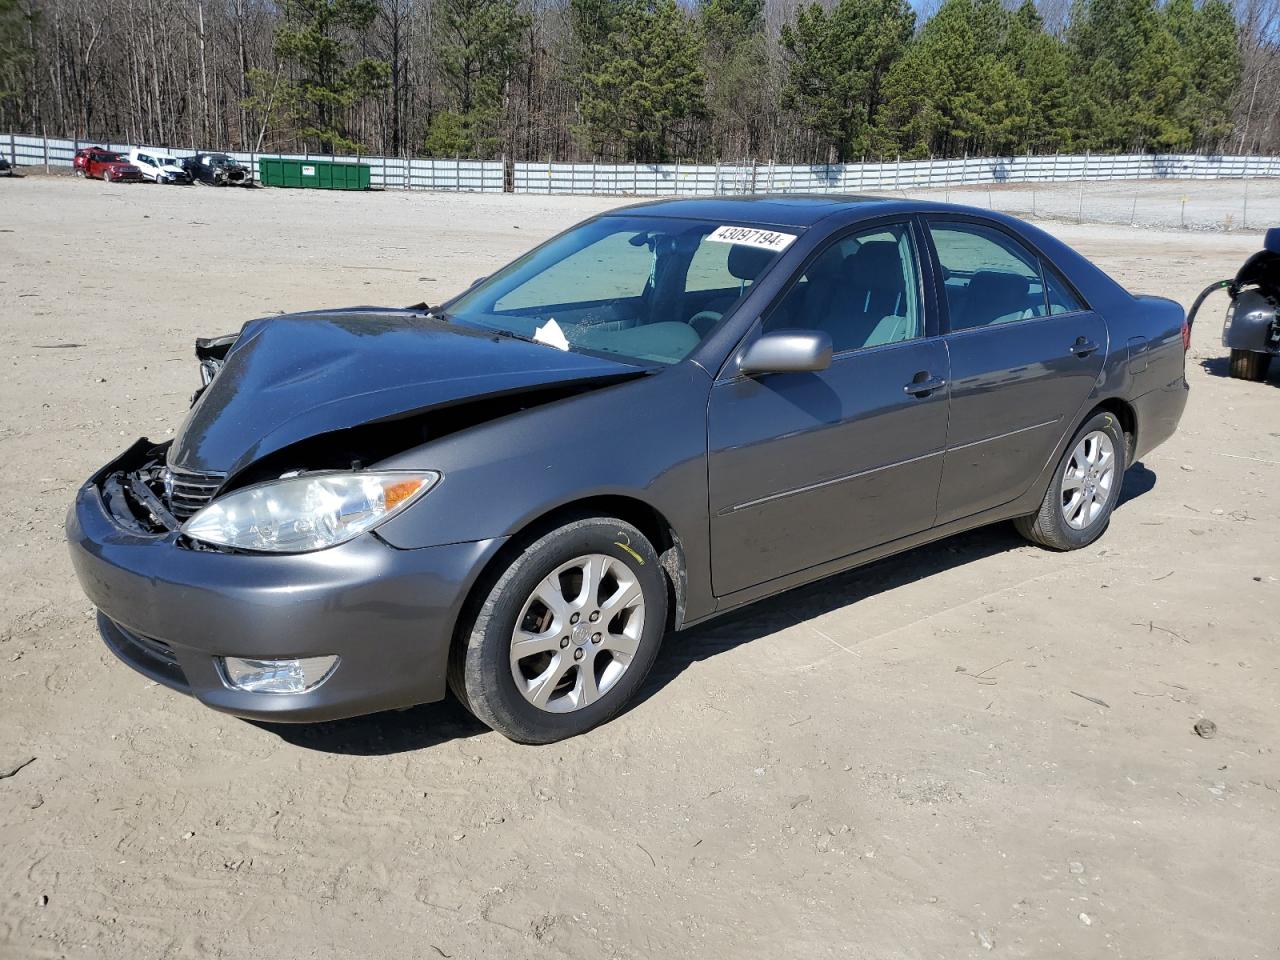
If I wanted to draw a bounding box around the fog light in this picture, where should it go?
[220,655,338,694]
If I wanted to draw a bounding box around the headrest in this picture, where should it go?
[850,241,906,292]
[967,270,1030,302]
[727,244,775,281]
[1265,227,1279,255]
[965,270,1030,323]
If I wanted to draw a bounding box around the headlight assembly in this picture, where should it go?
[182,471,439,553]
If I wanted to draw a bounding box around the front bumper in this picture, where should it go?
[67,441,504,722]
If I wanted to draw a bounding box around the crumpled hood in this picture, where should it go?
[168,308,643,476]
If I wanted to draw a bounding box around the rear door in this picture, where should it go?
[925,217,1106,524]
[707,219,950,596]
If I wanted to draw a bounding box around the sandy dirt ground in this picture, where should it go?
[1,176,1278,959]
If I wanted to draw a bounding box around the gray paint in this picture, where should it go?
[67,197,1191,722]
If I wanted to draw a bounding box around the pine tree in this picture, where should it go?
[699,0,769,157]
[430,0,530,157]
[273,0,390,153]
[877,0,1026,157]
[1167,0,1240,150]
[1004,0,1071,152]
[780,0,915,162]
[580,0,706,162]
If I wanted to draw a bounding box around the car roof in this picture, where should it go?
[602,194,1004,230]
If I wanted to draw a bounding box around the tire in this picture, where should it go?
[451,517,668,744]
[1015,411,1127,551]
[1229,349,1272,382]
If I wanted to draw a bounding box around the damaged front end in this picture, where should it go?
[194,333,237,394]
[90,438,226,538]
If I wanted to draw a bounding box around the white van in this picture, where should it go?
[126,148,193,185]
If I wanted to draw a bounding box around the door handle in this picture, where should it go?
[904,374,947,397]
[1069,337,1100,357]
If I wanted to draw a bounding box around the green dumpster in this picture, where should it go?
[258,157,371,190]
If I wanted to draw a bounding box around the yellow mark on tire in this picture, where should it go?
[614,536,645,565]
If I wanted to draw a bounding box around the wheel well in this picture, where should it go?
[451,496,688,654]
[1090,398,1137,460]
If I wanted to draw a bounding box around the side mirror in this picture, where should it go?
[738,330,833,376]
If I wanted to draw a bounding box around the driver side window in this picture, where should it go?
[765,223,922,354]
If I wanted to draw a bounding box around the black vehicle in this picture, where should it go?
[1,155,12,176]
[67,196,1189,743]
[182,152,252,186]
[1193,227,1279,382]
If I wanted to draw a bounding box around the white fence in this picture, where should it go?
[5,132,1279,196]
[512,153,1280,196]
[1,132,505,192]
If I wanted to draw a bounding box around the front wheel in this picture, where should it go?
[451,517,668,743]
[1015,411,1126,551]
[1229,349,1272,382]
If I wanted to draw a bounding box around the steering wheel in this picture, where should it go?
[687,309,723,338]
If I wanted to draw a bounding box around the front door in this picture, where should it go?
[707,221,950,596]
[925,218,1108,524]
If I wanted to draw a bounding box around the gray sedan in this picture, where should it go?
[67,196,1189,742]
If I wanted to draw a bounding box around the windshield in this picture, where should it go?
[445,216,796,365]
[208,155,233,166]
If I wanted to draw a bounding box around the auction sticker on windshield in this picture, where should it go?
[705,225,797,251]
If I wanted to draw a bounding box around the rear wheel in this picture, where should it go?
[451,517,667,744]
[1229,348,1272,382]
[1015,412,1126,551]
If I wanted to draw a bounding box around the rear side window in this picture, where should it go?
[1043,265,1085,314]
[929,222,1047,331]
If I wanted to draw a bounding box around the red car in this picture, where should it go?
[75,147,144,183]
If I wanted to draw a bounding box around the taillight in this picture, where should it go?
[1182,317,1191,352]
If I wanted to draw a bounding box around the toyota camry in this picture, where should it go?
[67,196,1189,743]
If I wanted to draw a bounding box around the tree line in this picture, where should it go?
[0,0,1277,163]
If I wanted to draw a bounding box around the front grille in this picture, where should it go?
[166,467,225,521]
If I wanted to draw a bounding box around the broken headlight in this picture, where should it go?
[181,471,439,553]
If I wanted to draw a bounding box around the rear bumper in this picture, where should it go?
[1132,375,1190,462]
[67,442,504,722]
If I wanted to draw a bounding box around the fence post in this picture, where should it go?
[43,132,49,173]
[1078,150,1088,222]
[8,132,14,167]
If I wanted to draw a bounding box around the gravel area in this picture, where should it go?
[1,175,1278,959]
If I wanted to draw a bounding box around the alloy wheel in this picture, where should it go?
[1061,430,1116,530]
[509,553,645,713]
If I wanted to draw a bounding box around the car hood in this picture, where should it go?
[167,308,645,476]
